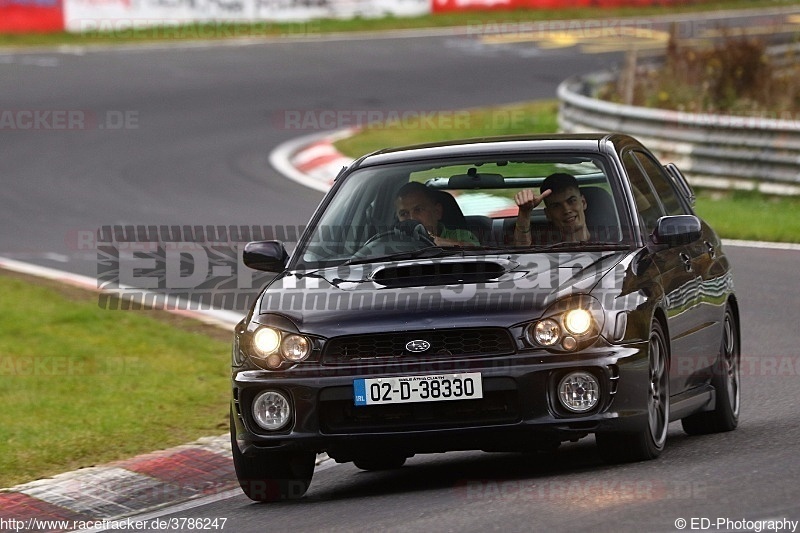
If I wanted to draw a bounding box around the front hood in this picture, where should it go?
[256,251,631,337]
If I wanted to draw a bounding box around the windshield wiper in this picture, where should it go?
[512,241,630,253]
[343,246,466,266]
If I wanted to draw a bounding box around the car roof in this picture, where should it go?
[350,133,640,169]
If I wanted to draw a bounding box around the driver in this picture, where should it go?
[395,182,479,247]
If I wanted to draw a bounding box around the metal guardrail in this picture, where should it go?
[557,51,800,195]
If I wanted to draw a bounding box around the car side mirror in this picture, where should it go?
[651,215,701,247]
[243,241,288,272]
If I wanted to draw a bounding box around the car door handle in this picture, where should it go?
[679,252,692,271]
[704,241,716,259]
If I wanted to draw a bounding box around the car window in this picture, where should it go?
[633,152,688,216]
[622,151,664,235]
[296,155,628,268]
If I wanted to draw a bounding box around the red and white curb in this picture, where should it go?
[0,436,234,530]
[0,259,244,531]
[269,128,356,193]
[1,432,330,532]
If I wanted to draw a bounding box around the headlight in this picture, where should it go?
[281,334,310,362]
[564,309,592,336]
[525,296,604,352]
[528,319,561,346]
[248,325,313,369]
[253,327,280,355]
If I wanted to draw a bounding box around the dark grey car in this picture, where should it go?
[230,133,740,501]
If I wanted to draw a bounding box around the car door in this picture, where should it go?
[661,162,729,378]
[623,151,704,396]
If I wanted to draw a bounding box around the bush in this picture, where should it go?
[604,27,800,115]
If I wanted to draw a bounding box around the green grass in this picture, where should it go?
[0,0,794,47]
[694,189,800,243]
[0,271,232,488]
[335,99,800,244]
[334,100,560,157]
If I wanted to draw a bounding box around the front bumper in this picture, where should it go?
[231,343,649,460]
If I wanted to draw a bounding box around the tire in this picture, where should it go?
[681,305,740,435]
[597,319,669,463]
[230,412,315,502]
[353,454,407,471]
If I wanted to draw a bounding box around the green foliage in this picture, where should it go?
[606,28,800,115]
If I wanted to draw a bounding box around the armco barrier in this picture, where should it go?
[557,61,800,195]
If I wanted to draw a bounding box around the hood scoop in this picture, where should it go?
[372,261,506,288]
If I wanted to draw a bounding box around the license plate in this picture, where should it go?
[353,372,483,406]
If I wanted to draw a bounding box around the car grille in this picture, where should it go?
[322,328,514,363]
[318,385,520,434]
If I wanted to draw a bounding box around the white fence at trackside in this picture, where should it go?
[557,45,800,196]
[62,0,429,33]
[5,0,725,34]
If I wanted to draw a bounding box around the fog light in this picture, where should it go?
[252,390,291,430]
[558,371,600,413]
[281,334,310,362]
[529,319,560,346]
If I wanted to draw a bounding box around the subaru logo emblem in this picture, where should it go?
[405,340,431,353]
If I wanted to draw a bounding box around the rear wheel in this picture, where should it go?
[597,319,669,463]
[681,305,740,435]
[230,413,315,502]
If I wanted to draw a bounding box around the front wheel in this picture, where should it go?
[681,304,740,435]
[230,413,315,502]
[597,319,669,463]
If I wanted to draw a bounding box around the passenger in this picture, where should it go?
[395,182,479,247]
[513,172,590,245]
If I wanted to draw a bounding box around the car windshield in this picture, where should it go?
[295,154,629,269]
